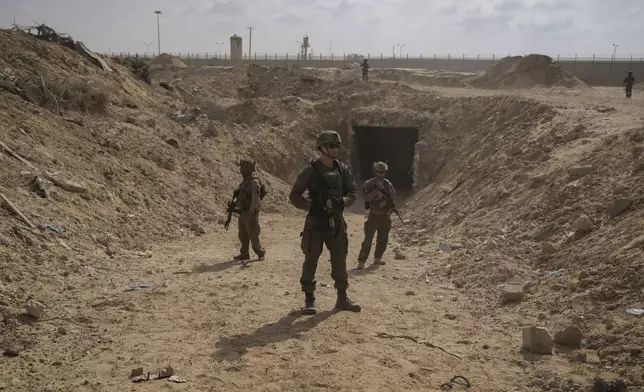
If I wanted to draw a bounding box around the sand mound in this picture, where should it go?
[149,53,187,68]
[467,54,587,89]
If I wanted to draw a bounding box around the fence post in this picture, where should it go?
[275,53,277,67]
[286,53,289,67]
[343,53,346,67]
[420,53,422,60]
[630,54,633,68]
[380,53,383,69]
[462,53,465,71]
[393,54,395,68]
[557,54,559,62]
[447,53,450,70]
[591,54,595,80]
[573,54,577,73]
[492,54,495,64]
[331,53,334,66]
[265,53,267,66]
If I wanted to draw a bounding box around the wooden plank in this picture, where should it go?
[0,192,36,229]
[0,140,39,171]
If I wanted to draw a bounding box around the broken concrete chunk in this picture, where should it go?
[607,198,633,217]
[522,326,554,355]
[554,326,582,349]
[25,299,45,319]
[502,282,524,304]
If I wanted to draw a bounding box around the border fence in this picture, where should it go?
[106,52,644,86]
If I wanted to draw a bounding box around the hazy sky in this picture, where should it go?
[2,0,642,58]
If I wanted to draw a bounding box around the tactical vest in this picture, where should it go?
[308,159,345,216]
[236,175,267,211]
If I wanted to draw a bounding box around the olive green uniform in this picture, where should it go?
[358,177,396,262]
[235,173,265,259]
[289,158,357,293]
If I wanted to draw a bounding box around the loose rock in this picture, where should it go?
[522,326,554,354]
[607,198,633,217]
[25,299,45,319]
[554,325,582,349]
[567,166,594,179]
[541,243,557,255]
[572,215,594,233]
[502,282,524,304]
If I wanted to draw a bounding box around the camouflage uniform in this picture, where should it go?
[233,158,265,261]
[357,162,396,268]
[624,71,635,98]
[290,130,361,314]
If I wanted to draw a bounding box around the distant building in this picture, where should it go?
[230,34,242,61]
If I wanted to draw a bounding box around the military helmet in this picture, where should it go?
[629,70,633,74]
[373,161,388,172]
[316,130,342,148]
[239,157,255,170]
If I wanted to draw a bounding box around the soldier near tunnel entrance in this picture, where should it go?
[289,130,362,315]
[232,158,266,262]
[357,161,396,269]
[623,71,635,98]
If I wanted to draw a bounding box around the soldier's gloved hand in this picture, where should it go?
[331,197,345,209]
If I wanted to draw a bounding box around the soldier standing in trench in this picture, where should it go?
[289,130,362,315]
[232,158,266,262]
[623,70,635,99]
[357,161,396,269]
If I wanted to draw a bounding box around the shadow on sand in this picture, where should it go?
[212,309,335,361]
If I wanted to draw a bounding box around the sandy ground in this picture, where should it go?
[2,211,610,392]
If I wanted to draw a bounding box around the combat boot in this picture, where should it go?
[374,258,386,265]
[357,261,365,269]
[233,254,250,261]
[303,293,317,315]
[335,290,361,312]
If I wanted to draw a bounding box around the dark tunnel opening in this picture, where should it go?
[352,126,419,191]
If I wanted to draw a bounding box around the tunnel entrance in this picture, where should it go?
[352,126,419,191]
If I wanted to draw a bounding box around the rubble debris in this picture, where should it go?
[131,365,175,383]
[501,282,524,304]
[554,326,582,349]
[0,140,39,171]
[607,198,633,217]
[25,299,45,319]
[522,326,554,355]
[567,166,594,179]
[572,215,594,233]
[43,172,88,194]
[159,82,173,91]
[1,193,36,229]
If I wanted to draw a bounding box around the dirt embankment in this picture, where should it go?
[1,26,643,391]
[466,54,588,89]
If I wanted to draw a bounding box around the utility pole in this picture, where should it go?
[248,26,253,58]
[143,42,152,57]
[612,43,619,60]
[154,10,162,55]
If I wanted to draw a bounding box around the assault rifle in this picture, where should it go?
[223,188,240,231]
[377,184,405,225]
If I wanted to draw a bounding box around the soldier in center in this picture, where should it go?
[289,130,362,315]
[357,161,396,269]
